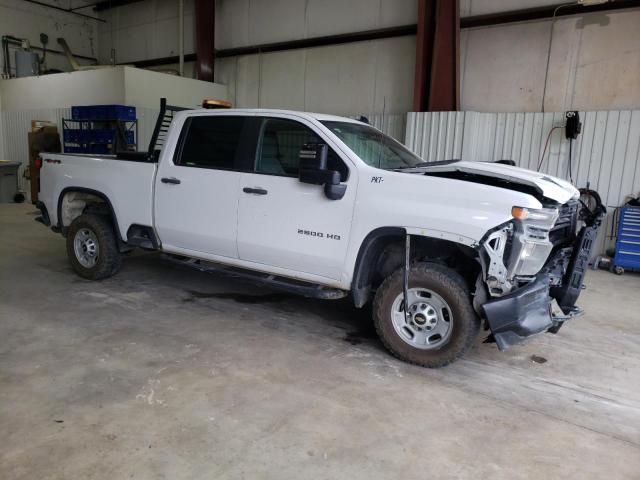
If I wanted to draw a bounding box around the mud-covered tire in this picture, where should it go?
[66,214,121,280]
[373,262,480,368]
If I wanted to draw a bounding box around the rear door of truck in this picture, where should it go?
[153,113,253,258]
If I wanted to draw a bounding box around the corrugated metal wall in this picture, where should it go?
[135,108,160,154]
[0,108,71,193]
[0,107,158,197]
[405,110,640,257]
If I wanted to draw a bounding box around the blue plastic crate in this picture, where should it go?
[63,128,81,143]
[87,144,111,154]
[71,106,87,120]
[79,130,93,142]
[110,105,136,121]
[71,105,136,121]
[613,206,640,271]
[63,129,96,144]
[91,129,115,143]
[63,146,82,153]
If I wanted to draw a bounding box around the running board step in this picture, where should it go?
[164,255,348,300]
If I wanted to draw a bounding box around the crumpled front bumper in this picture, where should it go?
[481,273,564,350]
[482,222,599,350]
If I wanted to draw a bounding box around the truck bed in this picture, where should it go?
[39,152,157,239]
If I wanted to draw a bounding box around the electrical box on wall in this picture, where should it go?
[15,50,39,77]
[565,111,582,139]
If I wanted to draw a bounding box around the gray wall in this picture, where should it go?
[215,36,416,116]
[97,0,194,68]
[95,0,640,114]
[460,8,640,112]
[213,0,417,115]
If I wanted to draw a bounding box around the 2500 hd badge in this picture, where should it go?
[298,229,341,240]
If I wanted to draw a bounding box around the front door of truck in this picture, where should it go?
[237,116,356,281]
[154,114,251,258]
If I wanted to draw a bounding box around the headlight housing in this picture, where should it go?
[507,206,559,277]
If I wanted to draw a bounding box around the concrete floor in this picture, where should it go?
[1,203,639,479]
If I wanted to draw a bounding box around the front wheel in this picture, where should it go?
[373,263,480,368]
[66,214,122,280]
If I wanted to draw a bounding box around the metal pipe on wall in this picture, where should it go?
[413,0,460,112]
[194,0,215,82]
[178,0,184,76]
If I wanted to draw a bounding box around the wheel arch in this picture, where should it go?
[351,227,482,308]
[56,187,122,242]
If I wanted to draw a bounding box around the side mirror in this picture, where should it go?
[299,143,329,185]
[324,179,347,200]
[298,143,346,200]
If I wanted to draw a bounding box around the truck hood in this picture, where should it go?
[414,161,579,204]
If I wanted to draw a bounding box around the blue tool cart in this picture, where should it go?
[612,206,640,274]
[63,104,138,155]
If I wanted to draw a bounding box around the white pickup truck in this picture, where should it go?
[36,99,604,367]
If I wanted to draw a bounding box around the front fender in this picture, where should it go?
[404,226,477,247]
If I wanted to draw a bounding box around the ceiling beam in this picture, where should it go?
[20,0,105,22]
[124,53,196,68]
[215,25,418,58]
[93,0,145,12]
[460,0,640,28]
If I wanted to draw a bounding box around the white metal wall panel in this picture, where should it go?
[0,107,159,201]
[135,108,160,153]
[405,111,465,162]
[405,110,640,257]
[0,108,71,194]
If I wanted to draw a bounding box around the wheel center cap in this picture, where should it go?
[414,313,427,326]
[410,302,439,329]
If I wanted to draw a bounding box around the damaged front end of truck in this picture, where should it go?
[476,189,606,350]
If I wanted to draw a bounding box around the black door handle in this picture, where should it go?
[243,187,268,195]
[161,177,181,184]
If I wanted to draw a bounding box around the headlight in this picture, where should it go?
[507,206,559,277]
[511,206,559,226]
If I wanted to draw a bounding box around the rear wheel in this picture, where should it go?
[373,263,479,368]
[67,214,122,280]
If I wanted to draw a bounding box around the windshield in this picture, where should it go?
[321,121,426,170]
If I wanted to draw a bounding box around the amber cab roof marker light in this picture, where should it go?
[202,99,233,109]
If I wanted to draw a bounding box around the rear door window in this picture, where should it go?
[176,116,246,170]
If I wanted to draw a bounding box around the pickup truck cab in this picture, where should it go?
[36,100,604,367]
